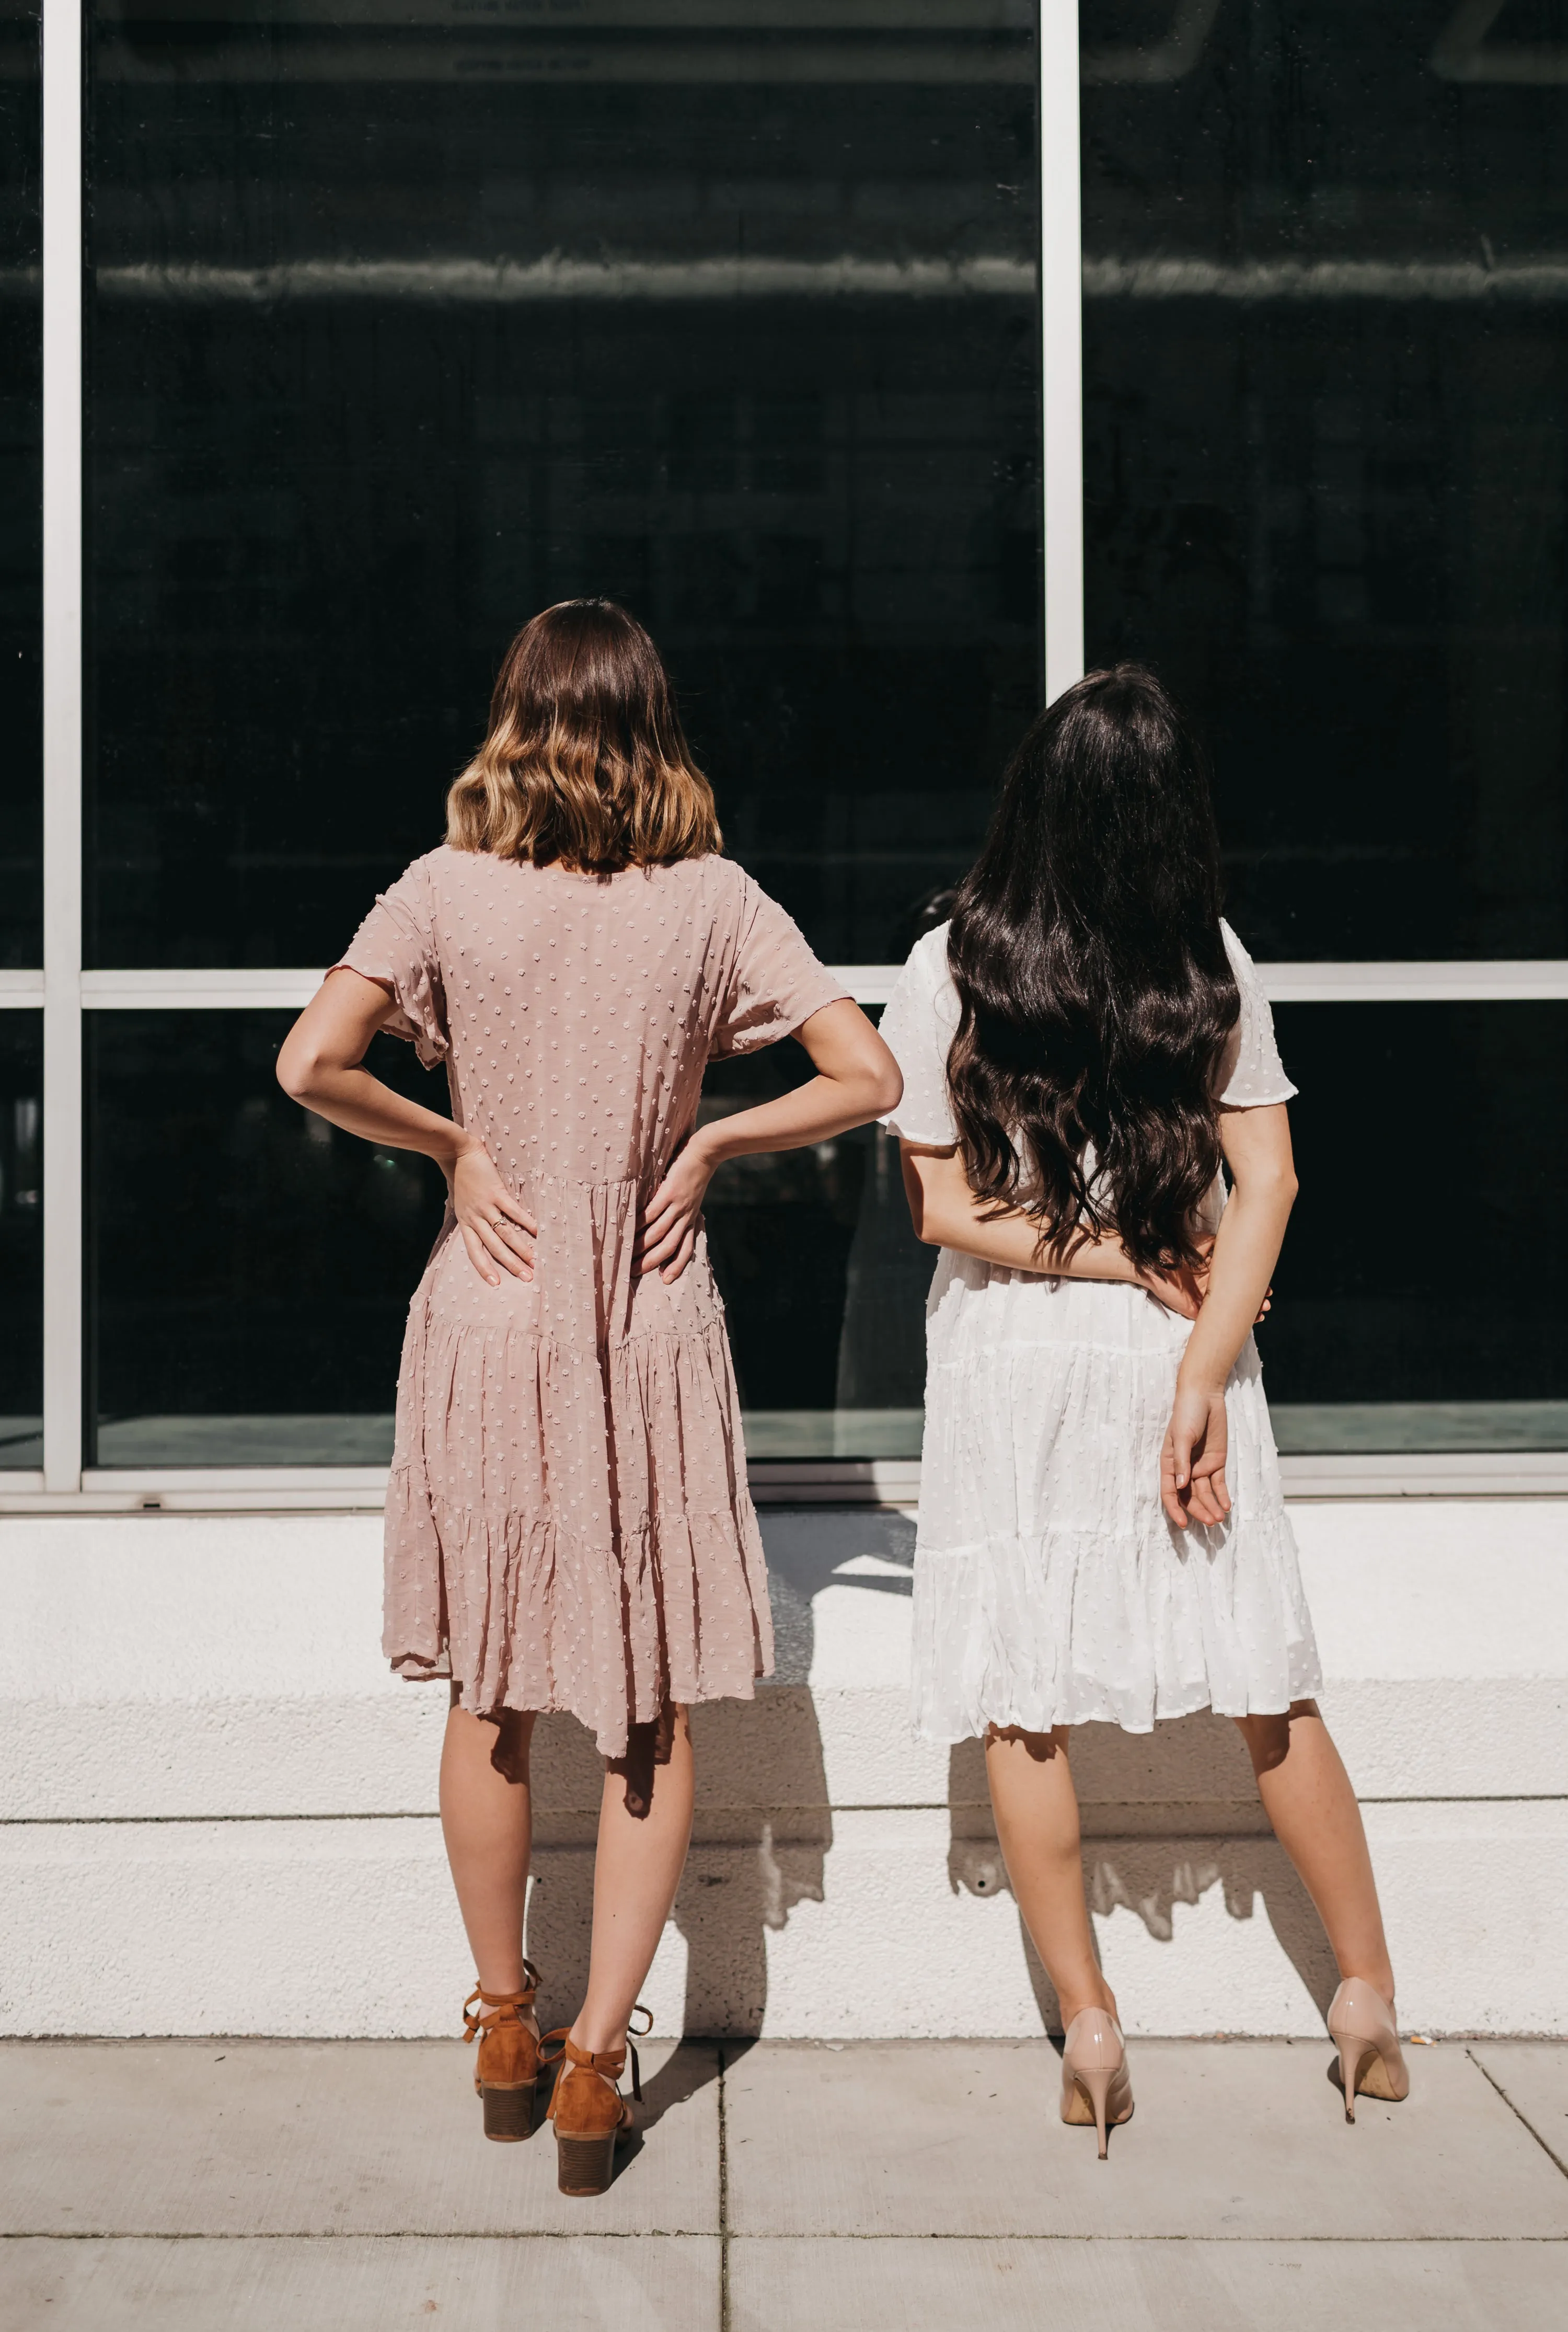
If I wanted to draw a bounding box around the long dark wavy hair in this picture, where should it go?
[946,665,1239,1274]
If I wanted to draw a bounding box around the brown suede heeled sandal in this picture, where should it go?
[463,1961,544,2142]
[541,2006,653,2197]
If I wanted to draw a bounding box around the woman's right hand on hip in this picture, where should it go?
[449,1139,537,1285]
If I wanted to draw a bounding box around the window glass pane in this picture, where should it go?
[86,1007,930,1467]
[1,0,41,964]
[1267,1002,1568,1451]
[703,1025,928,1461]
[1081,4,1568,959]
[88,1012,449,1465]
[86,5,1041,971]
[0,1010,42,1465]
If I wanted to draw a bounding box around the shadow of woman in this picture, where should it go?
[946,1713,1341,2032]
[523,1508,916,2073]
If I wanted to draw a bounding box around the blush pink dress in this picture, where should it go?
[336,844,848,1755]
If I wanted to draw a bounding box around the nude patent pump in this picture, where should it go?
[1327,1979,1410,2122]
[1060,2006,1134,2159]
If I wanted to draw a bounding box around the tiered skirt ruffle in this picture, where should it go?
[912,1273,1322,1743]
[384,1280,772,1758]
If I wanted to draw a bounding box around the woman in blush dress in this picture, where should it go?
[877,668,1406,2156]
[277,601,900,2194]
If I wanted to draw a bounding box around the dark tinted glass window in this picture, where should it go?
[0,1011,42,1466]
[86,4,1040,971]
[1267,1002,1568,1450]
[703,1031,928,1460]
[88,1012,448,1465]
[86,1008,928,1466]
[1,0,41,965]
[1081,3,1568,960]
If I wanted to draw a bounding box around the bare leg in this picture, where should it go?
[439,1696,536,2015]
[1236,1700,1396,2005]
[571,1704,696,2056]
[985,1726,1117,2029]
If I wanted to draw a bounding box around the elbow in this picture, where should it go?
[907,1196,947,1247]
[275,1032,324,1105]
[870,1060,904,1118]
[1239,1163,1298,1215]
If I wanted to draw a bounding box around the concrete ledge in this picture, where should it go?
[4,1801,1564,2040]
[2,1502,1564,2038]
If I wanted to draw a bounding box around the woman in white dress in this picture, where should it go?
[879,667,1406,2154]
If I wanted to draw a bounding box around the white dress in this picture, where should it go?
[879,920,1323,1743]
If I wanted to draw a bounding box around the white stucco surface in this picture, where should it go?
[2,1502,1563,2037]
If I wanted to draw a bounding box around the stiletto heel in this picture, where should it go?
[1059,2007,1134,2160]
[462,1961,544,2143]
[1327,1979,1409,2124]
[1335,2039,1374,2124]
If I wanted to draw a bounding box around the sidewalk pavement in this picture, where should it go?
[2,2039,1564,2329]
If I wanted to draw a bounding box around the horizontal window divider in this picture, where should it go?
[2,1451,1566,1517]
[1260,962,1568,1004]
[69,960,1568,1012]
[0,971,45,1006]
[80,969,328,1011]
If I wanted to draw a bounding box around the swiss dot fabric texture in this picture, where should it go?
[877,920,1322,1744]
[336,846,849,1756]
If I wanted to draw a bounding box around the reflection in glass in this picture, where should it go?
[88,1013,449,1465]
[1081,3,1568,960]
[0,1012,43,1465]
[86,1007,931,1466]
[86,4,1041,970]
[702,1037,929,1461]
[1265,1002,1568,1450]
[1,0,41,963]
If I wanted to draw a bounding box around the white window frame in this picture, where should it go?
[8,0,1567,1513]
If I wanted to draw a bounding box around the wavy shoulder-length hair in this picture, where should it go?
[946,665,1239,1274]
[446,599,721,871]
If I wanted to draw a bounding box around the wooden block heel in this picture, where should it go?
[541,2005,651,2199]
[556,2128,619,2197]
[462,1964,544,2144]
[481,2081,537,2142]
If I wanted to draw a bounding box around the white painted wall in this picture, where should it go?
[1,1502,1563,2039]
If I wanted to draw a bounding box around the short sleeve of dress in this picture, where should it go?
[332,854,449,1070]
[878,926,960,1146]
[1215,920,1297,1108]
[710,870,850,1056]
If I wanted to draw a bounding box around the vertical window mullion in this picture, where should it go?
[41,0,83,1492]
[1040,0,1085,703]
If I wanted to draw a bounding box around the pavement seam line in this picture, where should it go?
[1466,2049,1568,2181]
[2,2231,1567,2246]
[718,2042,731,2332]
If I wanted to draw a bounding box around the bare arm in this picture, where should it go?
[275,968,536,1288]
[638,998,902,1281]
[1160,1101,1297,1530]
[898,1144,1206,1317]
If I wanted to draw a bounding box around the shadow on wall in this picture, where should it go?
[523,1510,916,2042]
[947,1719,1341,2028]
[521,1501,1341,2040]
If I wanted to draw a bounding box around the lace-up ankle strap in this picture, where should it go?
[540,2005,652,2101]
[462,1959,543,2042]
